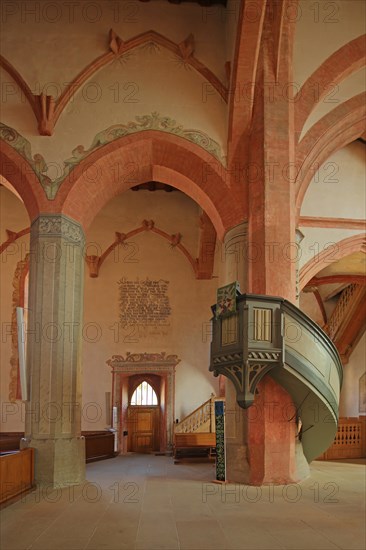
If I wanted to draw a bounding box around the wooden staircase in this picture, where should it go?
[173,395,223,461]
[175,397,214,434]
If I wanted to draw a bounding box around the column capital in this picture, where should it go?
[31,213,84,244]
[223,221,248,243]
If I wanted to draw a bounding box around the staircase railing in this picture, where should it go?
[175,396,220,433]
[325,284,362,340]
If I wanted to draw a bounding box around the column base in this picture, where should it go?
[226,442,250,484]
[225,377,311,486]
[21,436,86,488]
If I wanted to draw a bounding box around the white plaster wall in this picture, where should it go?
[298,141,366,273]
[0,187,29,431]
[17,47,226,173]
[294,0,366,88]
[1,0,227,84]
[1,50,227,170]
[82,190,220,430]
[301,142,366,219]
[299,291,324,327]
[298,227,362,271]
[300,69,366,139]
[0,0,228,163]
[0,67,36,133]
[339,332,366,417]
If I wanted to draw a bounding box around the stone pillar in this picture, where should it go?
[247,25,296,303]
[222,11,308,482]
[225,377,250,483]
[222,222,250,482]
[22,214,85,487]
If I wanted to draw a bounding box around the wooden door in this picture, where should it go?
[127,406,160,453]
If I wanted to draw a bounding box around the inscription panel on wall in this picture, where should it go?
[118,277,171,338]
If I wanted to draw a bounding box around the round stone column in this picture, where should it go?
[222,222,250,482]
[222,222,248,292]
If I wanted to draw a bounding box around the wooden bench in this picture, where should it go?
[174,433,216,462]
[0,448,35,506]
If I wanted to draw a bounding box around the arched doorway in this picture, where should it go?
[107,353,181,455]
[127,377,160,453]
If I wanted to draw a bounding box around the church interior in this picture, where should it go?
[0,0,365,548]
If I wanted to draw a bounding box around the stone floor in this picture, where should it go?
[1,455,365,550]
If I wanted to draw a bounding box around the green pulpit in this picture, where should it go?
[210,289,343,463]
[210,292,285,409]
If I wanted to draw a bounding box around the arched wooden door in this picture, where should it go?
[127,380,160,453]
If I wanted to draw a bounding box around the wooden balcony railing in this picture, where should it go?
[317,417,366,460]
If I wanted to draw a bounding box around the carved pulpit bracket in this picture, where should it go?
[209,295,284,408]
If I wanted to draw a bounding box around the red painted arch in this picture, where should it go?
[56,131,244,239]
[0,140,46,221]
[299,233,366,291]
[295,35,366,139]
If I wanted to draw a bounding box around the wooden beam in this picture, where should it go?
[307,275,366,287]
[313,289,328,326]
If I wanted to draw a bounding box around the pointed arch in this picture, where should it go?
[295,93,366,218]
[0,30,227,135]
[57,131,245,239]
[0,140,46,221]
[295,35,366,139]
[299,233,366,291]
[130,380,159,406]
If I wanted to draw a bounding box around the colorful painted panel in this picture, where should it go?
[215,400,226,482]
[216,282,240,318]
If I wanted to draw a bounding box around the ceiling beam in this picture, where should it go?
[306,275,366,287]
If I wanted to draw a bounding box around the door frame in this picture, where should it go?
[107,353,180,454]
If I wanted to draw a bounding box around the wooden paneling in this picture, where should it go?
[82,431,115,463]
[361,416,366,457]
[0,432,115,464]
[0,448,34,504]
[174,432,216,460]
[0,432,24,452]
[175,433,216,448]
